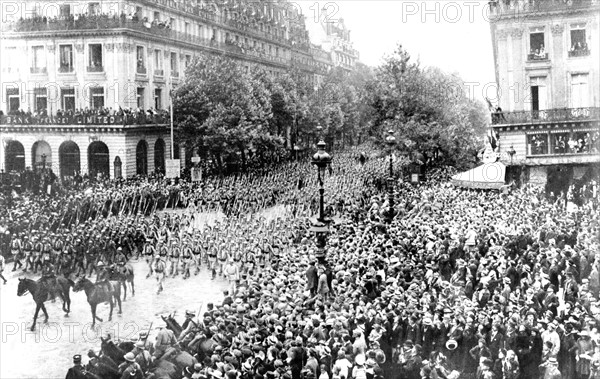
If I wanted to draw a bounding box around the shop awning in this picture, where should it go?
[451,162,506,190]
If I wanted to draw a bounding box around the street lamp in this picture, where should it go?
[41,153,47,171]
[310,125,332,263]
[384,130,396,223]
[507,145,516,165]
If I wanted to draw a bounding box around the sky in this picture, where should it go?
[300,0,497,97]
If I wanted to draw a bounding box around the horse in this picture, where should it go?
[17,277,73,331]
[100,335,127,365]
[162,315,215,361]
[86,354,120,379]
[108,264,135,301]
[73,277,122,327]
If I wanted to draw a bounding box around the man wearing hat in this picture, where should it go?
[118,352,143,379]
[154,320,178,360]
[132,340,153,372]
[65,354,88,379]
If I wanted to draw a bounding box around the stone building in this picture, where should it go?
[489,0,599,191]
[0,0,345,179]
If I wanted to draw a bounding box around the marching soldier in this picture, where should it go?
[32,236,44,274]
[52,233,64,266]
[168,240,180,278]
[181,240,193,280]
[191,236,202,276]
[143,239,156,279]
[154,255,166,294]
[41,236,52,266]
[11,232,23,271]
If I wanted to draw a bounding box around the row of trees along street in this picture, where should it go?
[173,45,489,175]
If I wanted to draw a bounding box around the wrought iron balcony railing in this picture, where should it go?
[569,49,591,57]
[30,67,47,74]
[3,17,296,68]
[87,65,104,72]
[154,69,164,77]
[58,65,74,73]
[527,53,549,61]
[488,0,598,17]
[492,107,600,125]
[136,66,147,74]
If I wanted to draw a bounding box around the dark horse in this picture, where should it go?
[17,277,73,331]
[162,315,217,362]
[107,264,135,301]
[73,277,122,327]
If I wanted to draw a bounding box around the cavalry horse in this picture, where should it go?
[107,264,135,301]
[101,334,193,379]
[162,315,217,361]
[73,277,122,327]
[17,277,73,331]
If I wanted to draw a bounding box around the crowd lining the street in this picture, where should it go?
[1,150,599,379]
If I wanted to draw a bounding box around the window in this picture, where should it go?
[571,73,589,108]
[570,25,589,56]
[153,11,160,21]
[34,87,47,113]
[59,44,74,72]
[88,44,103,71]
[136,46,146,74]
[6,87,20,114]
[61,88,75,111]
[59,4,70,18]
[185,54,191,68]
[552,133,570,154]
[529,76,547,118]
[135,6,142,19]
[170,52,178,76]
[185,22,190,34]
[154,49,163,76]
[528,133,548,155]
[154,88,162,109]
[137,87,145,109]
[529,29,546,60]
[4,47,17,72]
[276,47,279,57]
[88,2,100,15]
[31,46,46,74]
[169,17,175,28]
[90,87,104,109]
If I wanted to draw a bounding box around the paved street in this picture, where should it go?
[0,206,287,379]
[0,258,229,379]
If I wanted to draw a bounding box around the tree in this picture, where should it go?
[173,54,274,174]
[368,44,489,169]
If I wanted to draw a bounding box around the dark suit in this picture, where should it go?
[65,365,89,379]
[306,266,318,294]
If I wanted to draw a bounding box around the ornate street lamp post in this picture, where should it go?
[507,145,516,165]
[41,153,47,171]
[310,125,332,263]
[384,130,396,223]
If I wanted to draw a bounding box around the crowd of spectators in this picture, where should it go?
[2,149,586,379]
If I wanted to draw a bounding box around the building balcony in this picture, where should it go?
[491,107,600,125]
[3,16,294,69]
[569,48,591,57]
[0,112,169,126]
[30,67,47,74]
[171,71,179,78]
[527,53,549,61]
[154,69,164,77]
[58,66,74,73]
[87,65,104,72]
[136,66,147,75]
[488,0,599,18]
